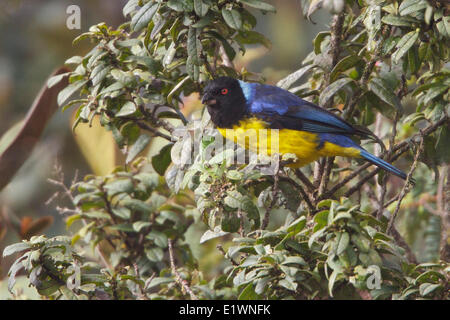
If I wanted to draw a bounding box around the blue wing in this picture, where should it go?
[239,81,358,135]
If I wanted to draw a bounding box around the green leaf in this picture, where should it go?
[399,0,427,16]
[199,228,229,244]
[419,283,442,297]
[133,221,151,232]
[238,283,260,300]
[226,170,243,180]
[368,78,402,112]
[82,211,111,220]
[194,0,209,17]
[187,27,202,80]
[239,0,276,12]
[47,72,71,89]
[415,270,446,284]
[3,242,31,257]
[277,65,313,90]
[126,134,151,164]
[167,0,193,12]
[111,207,131,220]
[282,256,307,266]
[152,144,173,176]
[146,277,174,289]
[330,56,362,82]
[57,80,88,107]
[192,15,213,28]
[319,78,353,107]
[163,42,177,67]
[116,101,137,117]
[313,31,330,54]
[121,199,152,214]
[424,85,448,105]
[123,0,139,17]
[90,63,111,87]
[392,31,419,64]
[308,228,326,248]
[222,8,242,30]
[146,231,168,248]
[278,278,298,291]
[99,81,124,96]
[130,2,159,32]
[235,30,272,49]
[351,234,371,253]
[110,223,134,232]
[221,213,241,233]
[337,232,350,255]
[381,14,418,27]
[205,31,236,61]
[287,216,306,235]
[407,45,420,74]
[435,125,450,165]
[145,247,164,262]
[328,270,339,297]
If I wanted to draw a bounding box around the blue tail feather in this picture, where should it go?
[359,149,407,180]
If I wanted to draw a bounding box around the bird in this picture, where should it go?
[201,76,407,180]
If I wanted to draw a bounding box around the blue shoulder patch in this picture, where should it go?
[238,80,254,102]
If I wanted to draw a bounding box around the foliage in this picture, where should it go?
[2,0,449,300]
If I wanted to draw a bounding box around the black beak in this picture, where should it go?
[201,93,217,106]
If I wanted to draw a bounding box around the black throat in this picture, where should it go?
[207,104,248,129]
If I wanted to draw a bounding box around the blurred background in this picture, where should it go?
[0,0,333,282]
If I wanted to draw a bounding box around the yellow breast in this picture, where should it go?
[217,117,361,168]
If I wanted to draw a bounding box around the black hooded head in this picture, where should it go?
[201,77,247,128]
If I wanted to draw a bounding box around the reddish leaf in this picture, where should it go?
[0,67,70,191]
[20,216,54,240]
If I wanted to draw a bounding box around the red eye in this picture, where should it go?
[221,88,228,95]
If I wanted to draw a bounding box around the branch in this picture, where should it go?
[323,116,449,199]
[168,239,198,300]
[386,138,424,234]
[279,174,315,212]
[135,121,173,141]
[318,157,335,199]
[318,163,371,200]
[439,165,449,261]
[329,13,345,70]
[293,168,315,194]
[314,13,345,189]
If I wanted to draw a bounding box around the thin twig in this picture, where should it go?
[368,193,402,217]
[323,116,448,199]
[293,168,315,194]
[318,163,371,200]
[136,121,173,141]
[168,239,198,300]
[318,157,334,198]
[279,174,315,212]
[47,168,113,270]
[133,263,149,300]
[386,138,424,234]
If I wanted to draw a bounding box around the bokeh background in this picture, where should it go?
[0,0,335,293]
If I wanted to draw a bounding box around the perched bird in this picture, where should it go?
[201,76,407,180]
